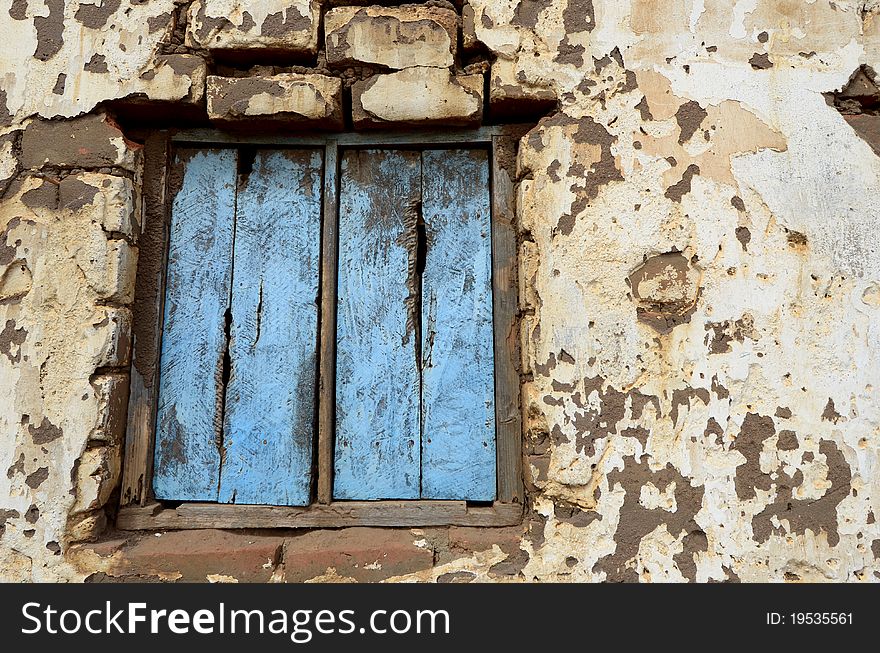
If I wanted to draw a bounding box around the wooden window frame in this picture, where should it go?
[117,126,525,530]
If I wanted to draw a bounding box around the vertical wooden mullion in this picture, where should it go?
[121,131,170,506]
[317,140,339,504]
[491,135,523,503]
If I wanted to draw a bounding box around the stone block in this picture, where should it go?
[93,240,137,305]
[282,528,433,581]
[71,445,123,514]
[462,3,480,51]
[86,306,132,369]
[60,174,136,238]
[207,74,343,128]
[438,526,524,564]
[89,373,130,446]
[352,68,483,128]
[20,114,139,172]
[490,58,557,116]
[66,511,107,544]
[325,6,457,69]
[187,0,320,55]
[120,530,284,582]
[137,54,207,105]
[519,240,540,310]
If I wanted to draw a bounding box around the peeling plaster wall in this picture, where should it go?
[483,0,880,583]
[0,118,139,580]
[0,1,186,121]
[2,0,880,582]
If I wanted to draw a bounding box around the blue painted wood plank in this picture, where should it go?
[335,149,422,500]
[218,149,323,506]
[420,149,496,500]
[153,148,237,501]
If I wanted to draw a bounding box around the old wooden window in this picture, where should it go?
[119,128,523,529]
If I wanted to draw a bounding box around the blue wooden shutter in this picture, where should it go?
[219,149,322,506]
[420,149,496,500]
[153,148,322,506]
[154,149,236,501]
[334,148,496,501]
[334,150,422,499]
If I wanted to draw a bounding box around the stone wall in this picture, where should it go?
[2,0,880,582]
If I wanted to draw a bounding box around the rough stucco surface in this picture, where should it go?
[206,73,343,125]
[0,1,200,121]
[0,121,139,580]
[2,0,880,582]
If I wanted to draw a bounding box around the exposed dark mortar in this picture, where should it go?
[628,253,699,333]
[665,164,700,202]
[675,101,708,144]
[75,0,122,29]
[33,0,65,62]
[594,455,704,582]
[749,53,772,70]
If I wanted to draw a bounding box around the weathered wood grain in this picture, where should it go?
[122,132,169,506]
[152,148,237,502]
[334,149,422,499]
[317,140,339,504]
[491,135,524,503]
[218,149,323,506]
[171,127,507,148]
[117,500,523,529]
[420,149,496,500]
